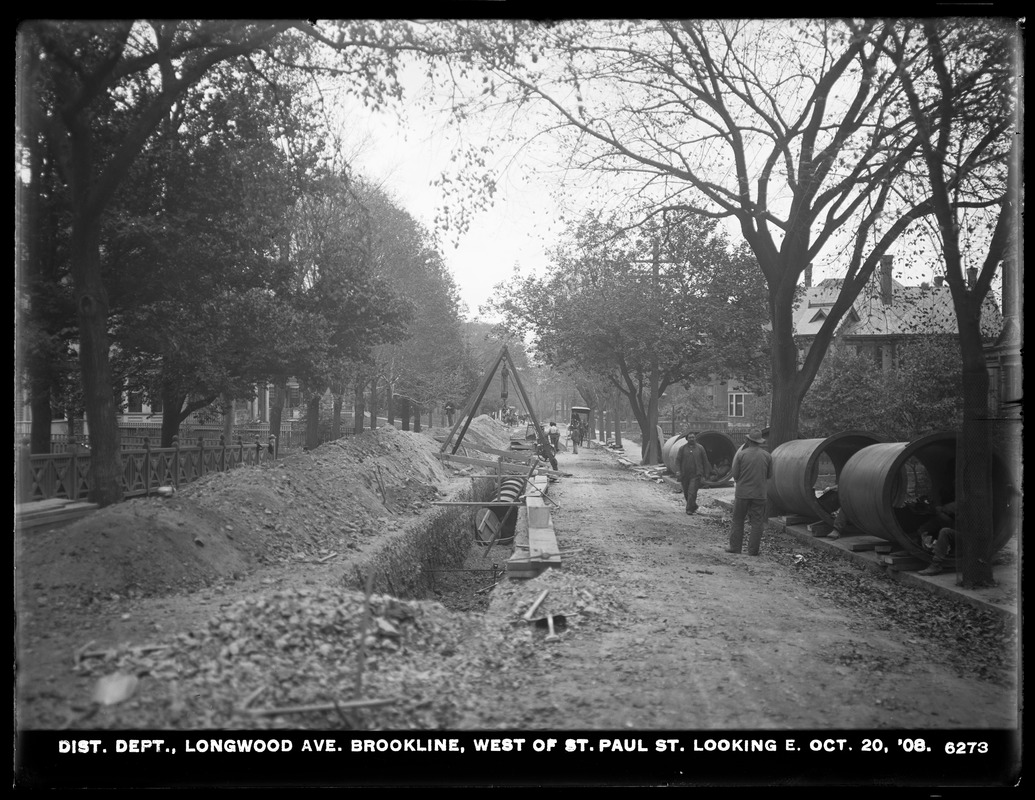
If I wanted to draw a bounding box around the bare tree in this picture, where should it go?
[881,19,1019,587]
[441,19,994,449]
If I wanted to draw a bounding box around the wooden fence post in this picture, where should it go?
[255,434,262,465]
[172,435,180,488]
[219,434,227,472]
[198,435,205,480]
[237,434,244,468]
[144,437,151,497]
[269,434,277,460]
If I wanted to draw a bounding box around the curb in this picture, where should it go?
[706,495,1017,623]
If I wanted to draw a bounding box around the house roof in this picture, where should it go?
[793,277,1003,340]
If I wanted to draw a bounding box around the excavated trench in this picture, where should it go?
[340,477,509,614]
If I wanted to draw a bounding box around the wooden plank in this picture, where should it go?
[778,515,816,526]
[887,558,928,572]
[17,501,99,519]
[18,509,97,529]
[15,498,80,516]
[874,544,896,554]
[525,497,551,528]
[435,453,535,474]
[431,501,524,506]
[880,552,921,567]
[528,526,561,563]
[461,445,536,462]
[845,538,886,552]
[806,521,833,536]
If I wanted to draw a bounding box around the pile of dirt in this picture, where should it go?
[15,416,512,605]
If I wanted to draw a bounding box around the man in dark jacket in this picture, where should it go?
[536,439,558,472]
[727,429,773,555]
[677,433,712,515]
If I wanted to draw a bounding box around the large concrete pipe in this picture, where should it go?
[837,432,1014,561]
[474,476,526,544]
[767,431,887,523]
[662,430,738,486]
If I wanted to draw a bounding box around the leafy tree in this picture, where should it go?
[801,337,962,440]
[488,211,767,462]
[104,58,318,447]
[286,176,412,448]
[16,20,430,505]
[352,182,470,432]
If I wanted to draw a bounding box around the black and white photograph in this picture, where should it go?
[14,17,1022,788]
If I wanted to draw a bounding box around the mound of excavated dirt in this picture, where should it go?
[15,418,512,605]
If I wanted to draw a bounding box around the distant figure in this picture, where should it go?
[727,429,773,556]
[548,421,560,451]
[677,433,712,515]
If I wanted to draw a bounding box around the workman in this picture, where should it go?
[677,433,711,515]
[727,429,773,555]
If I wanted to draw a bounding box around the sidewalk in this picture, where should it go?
[610,439,1018,622]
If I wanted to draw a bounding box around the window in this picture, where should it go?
[728,393,745,417]
[128,391,143,413]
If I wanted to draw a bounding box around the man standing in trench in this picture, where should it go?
[727,429,772,555]
[678,433,711,515]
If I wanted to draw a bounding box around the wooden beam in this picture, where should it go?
[442,346,508,455]
[502,347,547,446]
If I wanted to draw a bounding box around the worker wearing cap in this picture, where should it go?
[677,432,711,515]
[727,428,773,556]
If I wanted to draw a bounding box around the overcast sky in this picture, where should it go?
[332,78,566,322]
[328,47,1004,318]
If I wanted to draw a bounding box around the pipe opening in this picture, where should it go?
[768,431,887,523]
[838,432,1015,562]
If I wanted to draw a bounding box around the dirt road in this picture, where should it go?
[14,421,1019,787]
[477,440,1017,730]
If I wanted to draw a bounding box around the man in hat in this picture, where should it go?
[677,432,712,515]
[727,429,773,556]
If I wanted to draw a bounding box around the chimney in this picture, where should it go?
[967,267,978,287]
[879,255,894,305]
[803,264,813,288]
[933,275,945,287]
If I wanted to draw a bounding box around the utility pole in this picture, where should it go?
[644,236,662,465]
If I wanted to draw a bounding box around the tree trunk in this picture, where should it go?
[331,393,342,440]
[353,378,366,435]
[367,374,378,431]
[222,393,234,443]
[305,393,321,449]
[269,378,286,452]
[956,320,995,588]
[399,396,411,431]
[28,367,53,455]
[413,401,422,433]
[386,383,395,426]
[642,368,662,465]
[71,220,122,506]
[160,390,185,448]
[612,393,623,448]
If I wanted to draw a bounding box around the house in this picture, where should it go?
[688,256,1004,431]
[794,256,1003,371]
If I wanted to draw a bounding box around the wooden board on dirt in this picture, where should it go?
[884,556,928,571]
[778,515,817,526]
[845,537,887,552]
[806,521,833,536]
